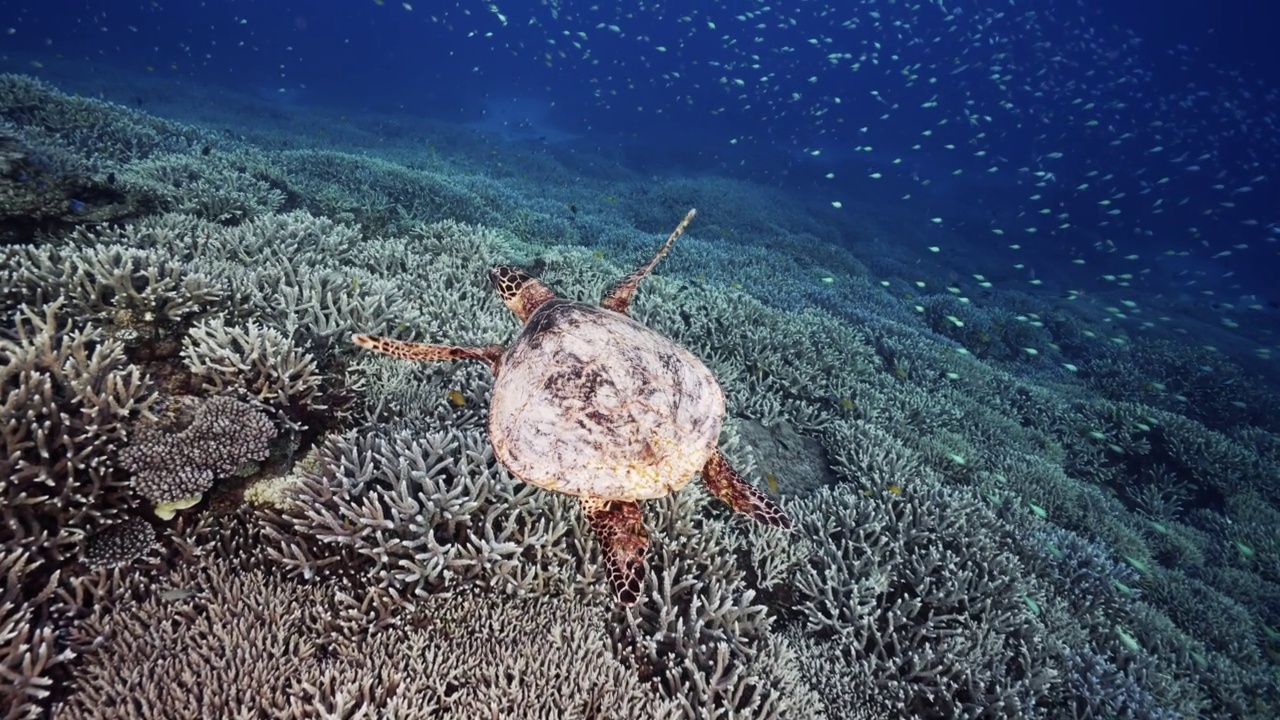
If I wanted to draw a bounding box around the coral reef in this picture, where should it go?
[181,317,327,419]
[2,75,1279,720]
[117,395,277,509]
[790,482,1059,717]
[1,300,152,716]
[55,557,673,720]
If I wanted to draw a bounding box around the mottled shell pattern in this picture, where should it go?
[489,299,725,501]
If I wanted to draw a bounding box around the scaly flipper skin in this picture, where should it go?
[601,208,697,316]
[580,496,649,606]
[351,334,505,373]
[701,451,791,529]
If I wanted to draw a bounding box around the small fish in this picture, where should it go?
[1122,555,1149,574]
[1110,579,1136,596]
[447,389,466,407]
[765,473,778,494]
[1022,594,1041,615]
[886,484,902,496]
[1116,626,1141,653]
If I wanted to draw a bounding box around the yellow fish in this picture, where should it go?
[447,389,466,407]
[887,484,903,496]
[765,474,778,494]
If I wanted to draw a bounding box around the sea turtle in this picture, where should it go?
[352,209,790,605]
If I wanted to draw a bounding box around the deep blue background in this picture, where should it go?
[2,0,1276,302]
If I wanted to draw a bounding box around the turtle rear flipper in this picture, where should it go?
[701,451,791,529]
[602,208,697,315]
[351,335,504,372]
[581,496,648,606]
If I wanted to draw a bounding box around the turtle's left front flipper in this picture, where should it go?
[580,497,649,606]
[701,451,791,529]
[351,334,505,372]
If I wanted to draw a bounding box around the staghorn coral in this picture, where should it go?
[1141,567,1266,669]
[0,74,213,167]
[50,210,432,351]
[1025,524,1140,618]
[1076,336,1277,435]
[1,545,69,718]
[610,483,819,720]
[118,150,289,225]
[1,301,153,717]
[0,122,139,244]
[181,316,327,417]
[276,148,508,233]
[785,630,902,720]
[117,395,277,509]
[1,300,152,590]
[2,242,224,336]
[256,425,601,601]
[791,482,1058,718]
[1059,647,1181,720]
[54,561,674,720]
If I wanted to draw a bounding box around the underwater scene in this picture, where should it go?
[2,0,1279,717]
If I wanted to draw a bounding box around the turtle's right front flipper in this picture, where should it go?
[352,334,505,373]
[580,496,648,606]
[601,208,696,315]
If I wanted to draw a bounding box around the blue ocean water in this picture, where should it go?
[4,0,1276,307]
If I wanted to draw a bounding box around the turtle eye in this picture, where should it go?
[489,266,534,302]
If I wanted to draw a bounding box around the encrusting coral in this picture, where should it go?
[80,515,157,570]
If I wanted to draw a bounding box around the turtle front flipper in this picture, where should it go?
[352,334,505,373]
[580,496,648,606]
[701,451,791,529]
[601,208,697,315]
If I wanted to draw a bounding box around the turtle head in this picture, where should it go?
[489,266,557,323]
